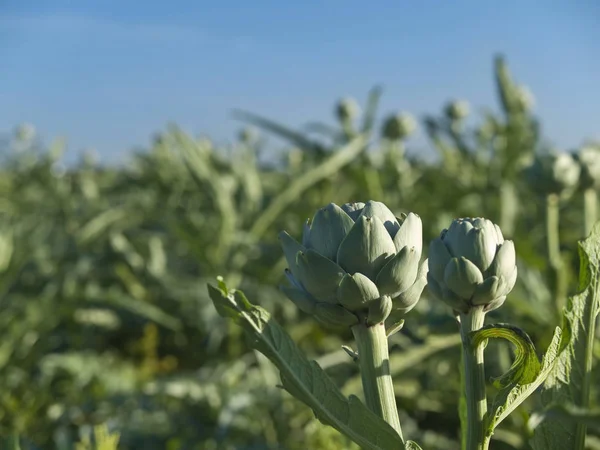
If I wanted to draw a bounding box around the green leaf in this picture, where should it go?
[207,278,404,450]
[404,440,423,450]
[470,323,541,389]
[530,404,600,434]
[485,326,567,435]
[531,223,600,450]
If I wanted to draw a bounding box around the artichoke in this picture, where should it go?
[382,113,417,141]
[427,218,516,314]
[335,97,360,122]
[575,145,600,190]
[279,201,427,329]
[444,100,470,121]
[524,152,580,198]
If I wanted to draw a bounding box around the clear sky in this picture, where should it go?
[2,1,599,162]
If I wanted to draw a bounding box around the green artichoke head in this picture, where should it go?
[335,97,360,122]
[524,152,581,198]
[279,201,427,329]
[382,113,417,141]
[445,100,470,121]
[427,218,516,314]
[575,145,600,190]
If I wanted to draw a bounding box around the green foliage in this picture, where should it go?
[531,224,600,450]
[0,54,597,449]
[207,278,404,450]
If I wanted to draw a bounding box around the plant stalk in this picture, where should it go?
[351,322,403,441]
[546,193,567,313]
[583,188,597,237]
[459,306,487,450]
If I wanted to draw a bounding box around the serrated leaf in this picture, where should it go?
[207,279,404,450]
[531,223,600,450]
[404,440,423,450]
[485,326,566,435]
[471,323,541,389]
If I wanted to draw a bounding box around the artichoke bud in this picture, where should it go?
[428,218,516,313]
[335,97,360,122]
[575,145,600,190]
[382,113,417,141]
[524,152,581,198]
[280,200,425,329]
[367,295,392,326]
[444,100,470,121]
[315,303,359,328]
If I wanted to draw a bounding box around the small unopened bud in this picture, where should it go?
[14,123,36,142]
[445,100,470,121]
[524,152,580,198]
[575,145,600,189]
[382,113,417,141]
[335,97,360,122]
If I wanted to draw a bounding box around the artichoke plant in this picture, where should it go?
[279,201,427,329]
[524,152,581,198]
[575,145,600,190]
[427,218,517,314]
[381,113,417,141]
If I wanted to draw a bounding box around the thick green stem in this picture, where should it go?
[460,306,487,450]
[351,322,403,440]
[546,194,567,313]
[583,188,597,237]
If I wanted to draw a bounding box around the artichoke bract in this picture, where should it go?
[279,201,427,329]
[427,218,516,314]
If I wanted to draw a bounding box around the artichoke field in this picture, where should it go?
[0,56,598,449]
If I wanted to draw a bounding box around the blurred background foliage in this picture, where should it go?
[0,56,599,450]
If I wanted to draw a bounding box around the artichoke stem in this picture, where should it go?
[584,188,597,237]
[351,322,403,441]
[546,194,567,313]
[459,306,487,450]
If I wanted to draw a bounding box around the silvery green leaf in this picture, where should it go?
[280,285,317,314]
[207,280,404,450]
[393,213,422,256]
[336,215,396,281]
[444,257,483,299]
[279,231,305,278]
[341,202,365,221]
[337,272,380,311]
[392,259,428,313]
[472,276,501,306]
[367,295,392,326]
[375,246,420,298]
[296,250,346,303]
[359,200,400,238]
[484,296,506,312]
[489,240,516,279]
[307,203,355,261]
[463,227,497,272]
[444,220,474,257]
[428,237,452,283]
[485,327,566,437]
[531,224,600,450]
[315,303,359,327]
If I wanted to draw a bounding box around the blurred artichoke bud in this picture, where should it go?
[382,113,417,141]
[445,100,470,121]
[515,85,535,111]
[427,218,516,314]
[280,201,427,329]
[14,123,36,142]
[575,146,600,190]
[335,97,360,122]
[524,152,581,198]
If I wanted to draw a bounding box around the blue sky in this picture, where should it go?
[2,1,600,162]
